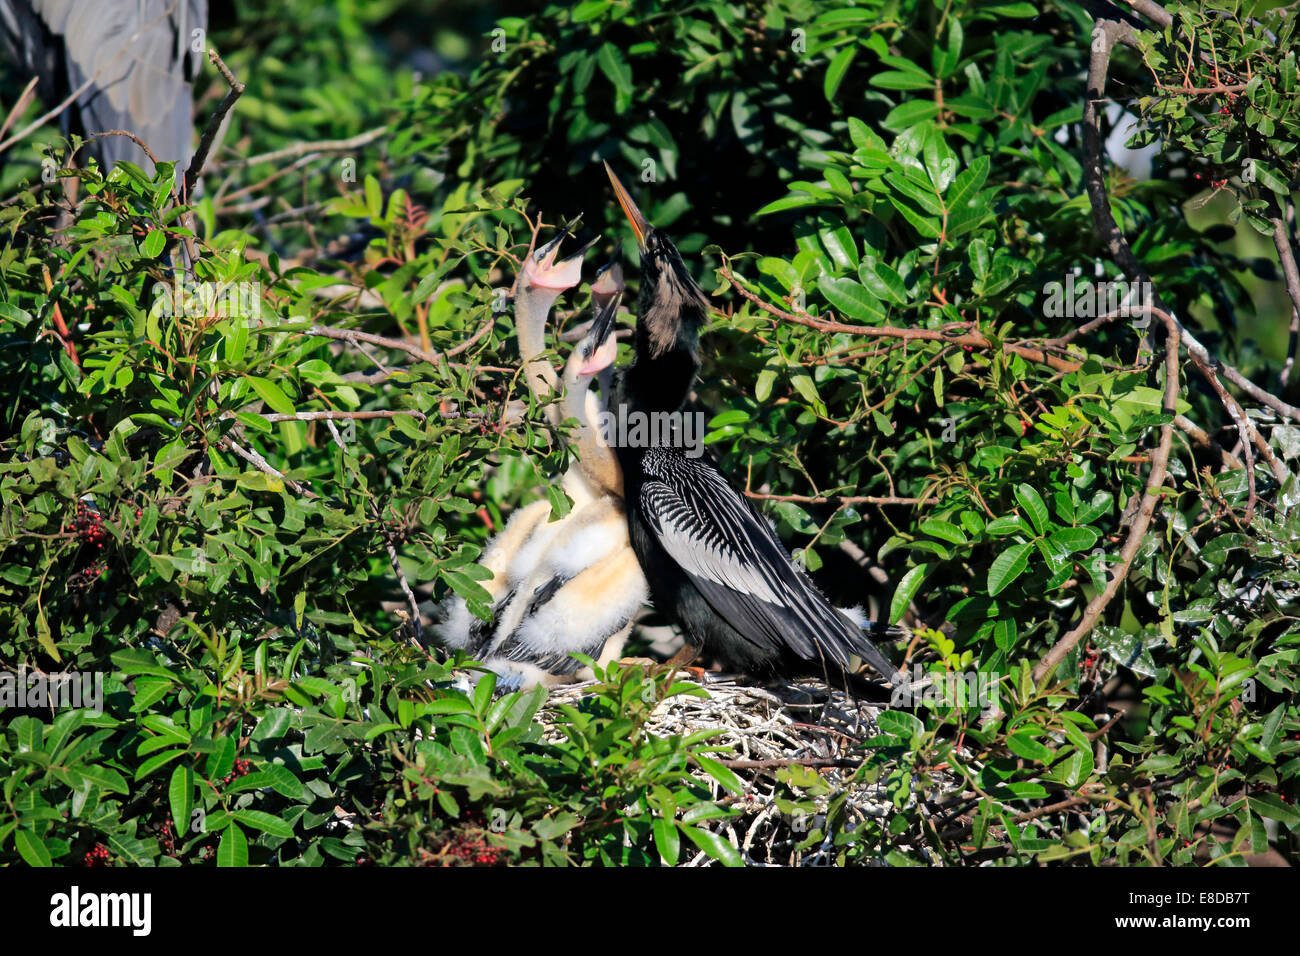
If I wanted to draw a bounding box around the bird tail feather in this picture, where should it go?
[848,620,909,686]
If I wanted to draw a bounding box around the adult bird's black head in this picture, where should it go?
[604,162,710,362]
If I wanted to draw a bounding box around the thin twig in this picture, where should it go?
[717,757,861,770]
[0,76,40,144]
[222,438,313,496]
[296,324,443,367]
[0,74,95,156]
[1271,212,1300,389]
[184,49,244,202]
[745,490,921,507]
[720,261,1081,373]
[373,502,423,648]
[260,410,427,423]
[1029,311,1181,689]
[1173,414,1241,469]
[230,126,387,167]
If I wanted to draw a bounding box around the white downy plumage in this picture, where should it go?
[436,239,647,690]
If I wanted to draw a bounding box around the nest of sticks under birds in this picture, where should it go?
[542,674,958,866]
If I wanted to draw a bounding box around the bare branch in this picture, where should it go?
[222,438,313,496]
[184,49,244,202]
[720,261,1081,373]
[1031,311,1182,688]
[744,490,921,507]
[230,126,387,167]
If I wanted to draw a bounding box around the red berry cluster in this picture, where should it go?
[158,820,176,855]
[73,501,114,581]
[74,501,107,547]
[221,758,253,785]
[439,833,503,866]
[82,843,112,866]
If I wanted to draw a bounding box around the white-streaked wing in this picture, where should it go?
[639,449,856,668]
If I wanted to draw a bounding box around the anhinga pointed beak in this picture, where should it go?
[580,291,621,375]
[603,162,650,250]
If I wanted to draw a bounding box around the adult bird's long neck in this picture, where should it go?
[603,162,710,418]
[620,324,701,416]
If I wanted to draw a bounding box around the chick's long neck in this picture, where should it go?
[515,285,564,424]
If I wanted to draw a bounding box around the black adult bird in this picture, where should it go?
[603,162,904,687]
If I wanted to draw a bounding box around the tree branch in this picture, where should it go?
[184,49,244,203]
[720,261,1081,373]
[1030,312,1181,688]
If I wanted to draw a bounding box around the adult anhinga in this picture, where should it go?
[437,232,647,689]
[603,162,904,686]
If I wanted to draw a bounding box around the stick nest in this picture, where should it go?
[542,673,958,866]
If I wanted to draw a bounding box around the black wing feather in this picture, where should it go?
[639,449,897,679]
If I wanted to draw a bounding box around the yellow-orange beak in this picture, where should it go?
[603,161,650,250]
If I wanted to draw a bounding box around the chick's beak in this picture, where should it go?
[525,219,600,291]
[591,259,625,309]
[580,291,621,375]
[603,162,650,250]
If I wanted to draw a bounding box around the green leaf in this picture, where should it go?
[135,747,186,781]
[654,818,681,865]
[890,563,929,624]
[882,100,942,131]
[824,45,856,102]
[682,825,743,866]
[364,175,382,219]
[1007,729,1053,763]
[1049,526,1099,553]
[986,515,1030,536]
[217,824,249,867]
[1250,794,1300,828]
[231,809,296,839]
[206,735,237,780]
[246,375,296,415]
[1014,483,1049,536]
[920,518,967,545]
[141,229,166,258]
[817,275,885,323]
[871,70,936,91]
[14,829,52,867]
[694,755,745,795]
[597,42,633,95]
[168,764,194,837]
[877,710,924,740]
[987,542,1033,596]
